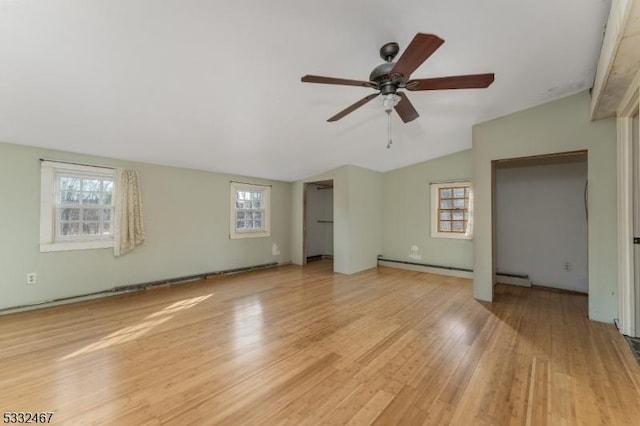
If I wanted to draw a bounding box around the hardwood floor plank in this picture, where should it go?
[1,260,638,425]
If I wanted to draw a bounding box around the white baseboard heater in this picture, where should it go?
[377,257,473,279]
[1,261,282,314]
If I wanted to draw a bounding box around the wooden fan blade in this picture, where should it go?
[327,93,379,122]
[302,75,377,88]
[394,92,419,123]
[406,73,495,91]
[390,34,444,81]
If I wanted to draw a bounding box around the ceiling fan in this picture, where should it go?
[301,33,495,124]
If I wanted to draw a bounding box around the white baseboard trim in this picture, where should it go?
[378,260,474,279]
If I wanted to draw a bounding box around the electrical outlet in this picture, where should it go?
[563,262,572,272]
[26,272,37,285]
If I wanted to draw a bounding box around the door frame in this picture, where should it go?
[302,182,309,265]
[616,71,640,337]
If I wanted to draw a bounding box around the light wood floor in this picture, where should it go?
[1,260,639,425]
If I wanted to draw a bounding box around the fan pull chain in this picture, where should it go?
[386,110,393,149]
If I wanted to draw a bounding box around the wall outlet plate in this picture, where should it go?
[26,272,37,284]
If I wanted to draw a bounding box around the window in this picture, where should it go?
[230,182,270,239]
[431,181,472,239]
[40,161,115,252]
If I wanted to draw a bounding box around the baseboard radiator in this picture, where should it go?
[1,261,284,314]
[377,257,473,279]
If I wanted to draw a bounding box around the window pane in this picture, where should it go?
[83,209,101,221]
[102,222,111,235]
[236,220,246,229]
[252,200,262,209]
[102,192,113,205]
[452,221,464,232]
[61,222,80,236]
[439,221,451,232]
[253,220,262,229]
[439,211,451,221]
[82,223,100,235]
[440,199,452,209]
[103,209,112,221]
[60,208,80,221]
[453,188,466,198]
[236,211,246,220]
[82,179,101,192]
[440,188,452,198]
[252,192,262,201]
[82,192,101,204]
[103,180,113,193]
[60,176,81,190]
[453,199,465,209]
[60,191,80,204]
[453,211,465,221]
[254,212,262,221]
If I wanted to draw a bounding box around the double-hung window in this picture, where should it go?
[229,182,270,239]
[40,161,115,252]
[430,181,473,239]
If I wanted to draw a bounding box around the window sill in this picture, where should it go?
[40,240,114,252]
[230,231,270,240]
[430,232,472,240]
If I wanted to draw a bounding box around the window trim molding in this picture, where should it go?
[430,181,473,240]
[40,161,115,252]
[229,182,271,239]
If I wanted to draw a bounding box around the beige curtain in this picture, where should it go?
[114,169,146,256]
[465,186,474,239]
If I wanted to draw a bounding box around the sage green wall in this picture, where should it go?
[0,142,292,310]
[346,165,383,272]
[382,150,473,269]
[472,91,618,323]
[291,165,382,274]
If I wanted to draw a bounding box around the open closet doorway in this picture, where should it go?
[303,180,334,264]
[493,151,588,294]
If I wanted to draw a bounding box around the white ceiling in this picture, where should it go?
[0,0,611,181]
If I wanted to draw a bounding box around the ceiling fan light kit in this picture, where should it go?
[381,93,401,113]
[301,33,495,148]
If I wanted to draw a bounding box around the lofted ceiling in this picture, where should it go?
[0,0,611,181]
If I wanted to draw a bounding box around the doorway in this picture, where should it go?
[493,151,588,293]
[303,180,334,264]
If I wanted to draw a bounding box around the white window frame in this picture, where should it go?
[430,181,473,240]
[40,161,115,252]
[229,182,271,239]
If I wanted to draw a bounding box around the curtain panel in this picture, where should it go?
[114,169,146,256]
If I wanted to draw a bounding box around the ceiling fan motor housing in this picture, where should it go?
[370,62,398,95]
[370,42,403,95]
